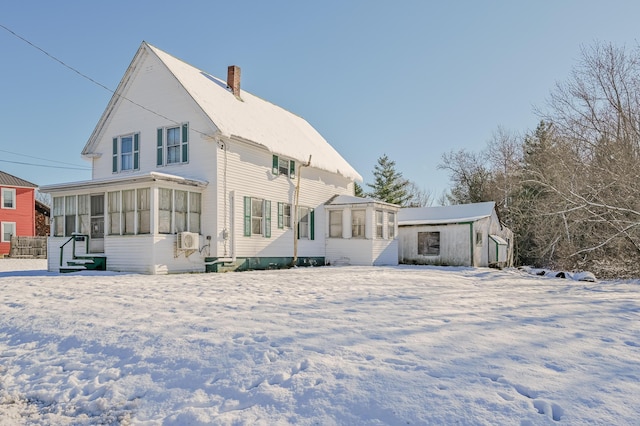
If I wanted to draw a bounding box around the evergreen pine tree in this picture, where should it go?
[354,182,365,197]
[366,154,411,206]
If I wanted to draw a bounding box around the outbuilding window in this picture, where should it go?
[418,231,440,256]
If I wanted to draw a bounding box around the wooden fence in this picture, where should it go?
[9,236,48,258]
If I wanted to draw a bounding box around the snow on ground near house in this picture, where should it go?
[0,260,639,425]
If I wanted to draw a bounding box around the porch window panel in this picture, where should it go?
[175,190,187,233]
[189,192,201,234]
[159,188,172,234]
[329,210,342,238]
[376,210,384,239]
[351,209,366,239]
[64,196,76,237]
[77,195,90,235]
[122,190,135,235]
[388,212,396,239]
[108,191,121,235]
[53,197,64,236]
[137,188,150,234]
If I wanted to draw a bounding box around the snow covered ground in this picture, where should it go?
[0,259,638,425]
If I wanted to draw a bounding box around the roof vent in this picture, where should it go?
[227,65,241,99]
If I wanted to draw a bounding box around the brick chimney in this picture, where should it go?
[227,65,241,99]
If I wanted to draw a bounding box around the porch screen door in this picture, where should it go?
[90,194,105,253]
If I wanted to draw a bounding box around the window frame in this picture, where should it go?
[278,202,292,229]
[157,123,189,166]
[1,188,16,209]
[351,209,366,239]
[388,211,396,239]
[244,197,271,238]
[418,231,440,256]
[375,210,384,239]
[271,154,295,178]
[112,133,140,173]
[1,222,16,242]
[329,210,342,238]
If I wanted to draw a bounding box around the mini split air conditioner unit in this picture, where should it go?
[177,232,199,250]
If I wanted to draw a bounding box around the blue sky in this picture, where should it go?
[1,1,639,198]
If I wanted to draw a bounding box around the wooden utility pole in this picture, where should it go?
[293,155,312,266]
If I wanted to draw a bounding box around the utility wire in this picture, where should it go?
[0,158,91,170]
[0,148,90,168]
[0,23,214,139]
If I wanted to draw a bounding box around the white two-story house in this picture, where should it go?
[41,42,398,274]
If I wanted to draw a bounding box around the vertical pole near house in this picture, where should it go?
[293,155,312,266]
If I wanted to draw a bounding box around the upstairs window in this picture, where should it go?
[157,123,189,166]
[271,155,295,178]
[1,188,16,209]
[112,133,140,173]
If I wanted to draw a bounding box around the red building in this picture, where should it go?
[0,171,37,256]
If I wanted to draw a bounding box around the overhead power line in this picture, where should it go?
[0,148,90,168]
[0,158,91,170]
[0,23,213,139]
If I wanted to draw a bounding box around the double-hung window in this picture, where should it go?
[1,222,15,242]
[243,197,271,237]
[351,210,366,239]
[1,188,16,209]
[388,212,396,239]
[112,133,140,173]
[277,202,291,228]
[297,207,314,240]
[157,123,189,166]
[376,210,384,238]
[329,210,342,238]
[271,155,295,178]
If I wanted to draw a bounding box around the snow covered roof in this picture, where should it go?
[83,42,361,182]
[0,170,37,188]
[489,234,508,245]
[326,194,399,208]
[40,171,208,193]
[398,202,496,225]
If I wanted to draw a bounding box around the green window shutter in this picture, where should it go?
[181,123,189,163]
[310,209,315,240]
[272,155,279,175]
[112,138,118,173]
[277,202,284,229]
[156,128,163,166]
[243,196,251,236]
[264,200,271,238]
[290,160,296,178]
[133,133,140,170]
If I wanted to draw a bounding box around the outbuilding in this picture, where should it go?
[398,202,513,268]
